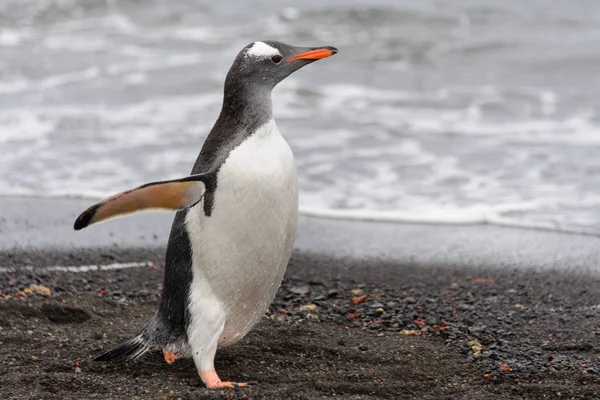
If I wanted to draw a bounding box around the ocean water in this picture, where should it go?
[1,0,599,235]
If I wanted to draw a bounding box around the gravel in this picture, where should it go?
[1,248,600,399]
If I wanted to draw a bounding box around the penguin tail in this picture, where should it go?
[93,330,151,362]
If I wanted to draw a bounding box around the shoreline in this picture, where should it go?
[1,195,599,273]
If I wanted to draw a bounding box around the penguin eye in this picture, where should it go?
[271,55,283,64]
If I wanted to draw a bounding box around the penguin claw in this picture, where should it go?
[207,381,251,389]
[199,368,254,389]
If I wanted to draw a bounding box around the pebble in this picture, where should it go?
[351,295,368,305]
[91,331,105,340]
[290,286,310,295]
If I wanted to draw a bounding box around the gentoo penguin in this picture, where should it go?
[73,41,338,388]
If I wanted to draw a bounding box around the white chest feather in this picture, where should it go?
[185,120,298,347]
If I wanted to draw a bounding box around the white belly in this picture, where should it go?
[185,120,298,347]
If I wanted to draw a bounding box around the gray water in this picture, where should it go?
[1,0,599,234]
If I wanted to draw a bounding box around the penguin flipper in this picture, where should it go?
[74,173,211,230]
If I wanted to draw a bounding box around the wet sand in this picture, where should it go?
[2,196,600,272]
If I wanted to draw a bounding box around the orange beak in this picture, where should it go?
[288,47,339,62]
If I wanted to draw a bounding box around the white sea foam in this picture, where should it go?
[299,205,600,237]
[42,35,109,52]
[0,28,28,46]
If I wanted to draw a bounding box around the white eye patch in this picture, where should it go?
[246,41,281,59]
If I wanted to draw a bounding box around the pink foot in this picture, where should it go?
[199,368,251,389]
[163,349,179,365]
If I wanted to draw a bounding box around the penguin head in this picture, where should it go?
[225,41,338,91]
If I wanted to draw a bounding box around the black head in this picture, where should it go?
[225,41,338,92]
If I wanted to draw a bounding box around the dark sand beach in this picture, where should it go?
[2,248,600,399]
[1,198,600,399]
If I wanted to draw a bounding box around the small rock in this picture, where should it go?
[359,345,368,351]
[580,343,594,351]
[290,286,310,295]
[450,283,459,291]
[351,289,364,296]
[327,289,339,298]
[31,356,38,361]
[499,363,512,373]
[30,284,51,297]
[75,367,82,373]
[351,295,368,305]
[375,308,384,313]
[405,297,417,304]
[541,341,554,350]
[299,304,317,312]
